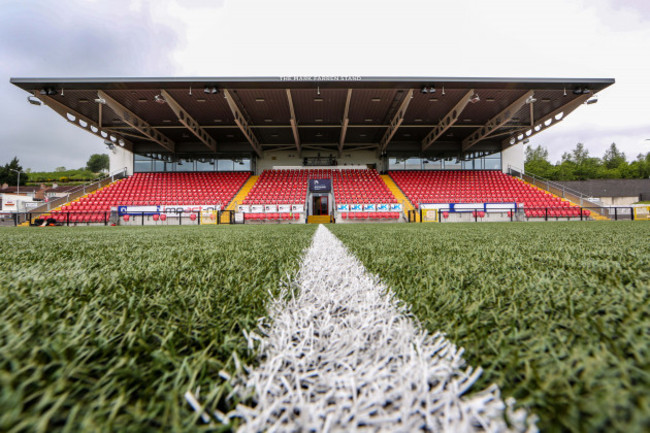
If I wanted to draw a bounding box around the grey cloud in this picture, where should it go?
[0,0,183,170]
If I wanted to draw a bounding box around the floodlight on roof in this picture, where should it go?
[525,95,537,104]
[573,87,591,95]
[421,86,435,94]
[470,92,480,103]
[94,97,106,104]
[39,88,58,96]
[154,94,166,104]
[204,86,218,94]
[585,95,598,104]
[27,96,42,106]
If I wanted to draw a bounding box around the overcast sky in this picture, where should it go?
[1,0,648,170]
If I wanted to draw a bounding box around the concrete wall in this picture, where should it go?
[109,146,134,176]
[256,150,381,174]
[501,143,524,173]
[599,196,639,206]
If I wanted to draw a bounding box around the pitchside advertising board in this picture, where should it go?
[238,204,305,213]
[116,205,221,216]
[337,203,403,212]
[309,179,331,193]
[419,203,517,212]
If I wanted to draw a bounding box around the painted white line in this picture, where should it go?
[200,225,536,431]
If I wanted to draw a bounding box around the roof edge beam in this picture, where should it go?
[97,90,175,152]
[421,89,474,152]
[380,89,414,153]
[160,90,216,152]
[338,89,353,156]
[462,90,534,152]
[34,92,133,151]
[502,93,592,149]
[285,89,301,153]
[223,89,263,158]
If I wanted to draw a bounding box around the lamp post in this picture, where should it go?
[8,168,24,195]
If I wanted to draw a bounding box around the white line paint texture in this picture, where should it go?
[190,225,537,432]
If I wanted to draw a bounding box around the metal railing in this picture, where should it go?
[27,167,129,215]
[506,165,610,218]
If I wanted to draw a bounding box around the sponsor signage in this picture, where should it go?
[337,204,349,212]
[390,203,403,212]
[350,204,362,212]
[363,204,376,211]
[291,204,305,213]
[238,204,251,213]
[309,179,331,193]
[250,205,264,213]
[377,204,389,211]
[278,204,291,213]
[264,204,278,213]
[117,204,222,216]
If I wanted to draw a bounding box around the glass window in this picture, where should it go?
[153,160,165,172]
[388,157,404,170]
[134,154,152,173]
[218,159,234,171]
[196,159,214,171]
[173,159,192,172]
[443,158,461,170]
[462,159,474,170]
[234,158,251,171]
[405,157,421,170]
[422,159,441,170]
[484,157,501,170]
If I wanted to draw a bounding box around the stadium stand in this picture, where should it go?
[390,170,583,218]
[49,172,249,223]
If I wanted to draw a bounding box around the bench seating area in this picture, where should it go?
[390,170,580,218]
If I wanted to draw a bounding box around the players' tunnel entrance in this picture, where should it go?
[312,195,329,216]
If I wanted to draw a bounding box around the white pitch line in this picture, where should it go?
[196,225,536,432]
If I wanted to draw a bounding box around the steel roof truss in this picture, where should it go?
[34,92,132,151]
[97,90,175,152]
[285,89,301,153]
[421,89,474,152]
[503,93,591,148]
[380,89,414,153]
[160,90,216,152]
[223,89,263,158]
[338,89,353,155]
[462,90,535,152]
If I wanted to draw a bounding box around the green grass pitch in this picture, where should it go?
[329,221,650,433]
[1,222,649,432]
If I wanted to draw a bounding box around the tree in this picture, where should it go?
[86,154,109,173]
[524,145,554,178]
[570,142,589,165]
[602,143,627,170]
[0,157,29,186]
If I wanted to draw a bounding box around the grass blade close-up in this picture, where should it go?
[0,225,315,432]
[329,221,650,433]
